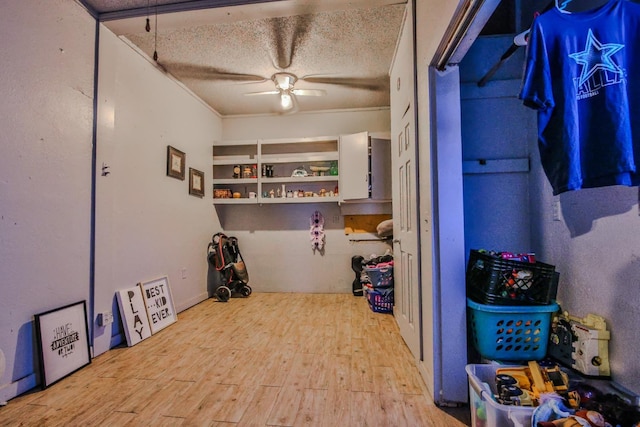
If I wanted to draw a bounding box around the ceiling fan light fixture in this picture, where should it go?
[280,92,293,109]
[273,73,296,91]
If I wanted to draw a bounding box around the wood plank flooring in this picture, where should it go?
[0,293,470,426]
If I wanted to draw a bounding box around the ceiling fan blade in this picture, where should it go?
[268,15,312,70]
[244,90,280,96]
[291,89,326,97]
[301,76,388,91]
[160,62,267,82]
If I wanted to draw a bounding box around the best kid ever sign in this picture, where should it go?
[116,276,177,346]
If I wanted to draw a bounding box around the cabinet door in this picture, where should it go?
[339,131,369,200]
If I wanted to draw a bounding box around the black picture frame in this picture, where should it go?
[167,145,186,180]
[34,301,92,389]
[189,167,205,198]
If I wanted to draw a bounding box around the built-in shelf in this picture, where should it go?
[212,136,340,205]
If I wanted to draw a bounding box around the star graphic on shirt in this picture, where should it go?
[569,29,624,87]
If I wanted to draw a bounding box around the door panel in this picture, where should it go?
[390,3,420,359]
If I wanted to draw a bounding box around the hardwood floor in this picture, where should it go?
[0,293,470,426]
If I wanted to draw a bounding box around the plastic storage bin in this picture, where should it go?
[366,289,393,313]
[466,363,534,427]
[467,298,559,361]
[466,250,558,306]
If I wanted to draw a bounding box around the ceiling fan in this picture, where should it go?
[154,14,388,113]
[244,72,327,111]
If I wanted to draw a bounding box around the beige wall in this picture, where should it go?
[93,26,224,356]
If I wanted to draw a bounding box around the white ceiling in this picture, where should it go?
[85,0,406,116]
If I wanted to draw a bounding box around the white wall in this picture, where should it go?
[0,0,95,400]
[531,145,640,394]
[93,27,223,356]
[219,109,392,293]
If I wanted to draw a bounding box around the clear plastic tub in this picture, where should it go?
[466,363,534,427]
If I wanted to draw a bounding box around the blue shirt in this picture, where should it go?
[520,0,640,195]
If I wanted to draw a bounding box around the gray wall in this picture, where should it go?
[461,34,640,394]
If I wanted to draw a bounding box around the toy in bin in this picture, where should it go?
[548,311,611,378]
[466,249,559,306]
[467,362,581,427]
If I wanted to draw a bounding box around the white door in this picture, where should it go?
[390,4,420,360]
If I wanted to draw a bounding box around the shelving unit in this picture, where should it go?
[212,136,340,205]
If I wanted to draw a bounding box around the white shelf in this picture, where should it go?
[213,136,339,206]
[260,152,338,164]
[212,198,258,205]
[260,136,338,145]
[258,196,339,204]
[212,178,257,185]
[262,176,338,183]
[212,155,258,165]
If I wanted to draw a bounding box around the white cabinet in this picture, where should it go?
[339,131,392,202]
[339,132,370,200]
[212,136,339,204]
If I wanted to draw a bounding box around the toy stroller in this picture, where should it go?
[207,232,251,302]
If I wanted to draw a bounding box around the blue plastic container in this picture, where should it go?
[467,298,559,361]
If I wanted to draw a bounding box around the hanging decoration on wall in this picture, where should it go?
[189,168,205,198]
[310,210,325,253]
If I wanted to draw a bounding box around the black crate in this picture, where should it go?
[466,250,558,306]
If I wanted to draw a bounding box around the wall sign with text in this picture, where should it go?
[139,276,177,334]
[34,301,91,388]
[116,286,152,346]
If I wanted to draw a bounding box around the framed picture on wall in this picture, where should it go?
[189,168,205,198]
[139,276,177,334]
[167,145,186,180]
[34,301,91,389]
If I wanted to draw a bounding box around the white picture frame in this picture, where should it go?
[116,286,152,346]
[139,276,177,334]
[34,301,91,388]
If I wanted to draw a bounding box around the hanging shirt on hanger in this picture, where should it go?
[520,0,640,195]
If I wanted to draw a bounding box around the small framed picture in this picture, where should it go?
[34,301,92,389]
[189,168,205,198]
[139,276,177,334]
[167,145,186,180]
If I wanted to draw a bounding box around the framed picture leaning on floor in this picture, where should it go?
[34,300,91,388]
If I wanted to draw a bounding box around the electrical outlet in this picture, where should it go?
[181,268,187,279]
[97,311,113,327]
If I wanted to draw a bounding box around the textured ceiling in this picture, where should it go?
[88,1,406,116]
